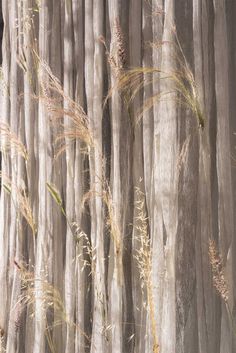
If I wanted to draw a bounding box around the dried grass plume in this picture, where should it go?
[209,239,229,302]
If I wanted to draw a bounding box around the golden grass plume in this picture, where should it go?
[36,60,93,158]
[106,38,205,129]
[100,17,126,79]
[208,239,229,303]
[1,174,36,235]
[13,260,90,343]
[0,122,28,160]
[134,188,159,353]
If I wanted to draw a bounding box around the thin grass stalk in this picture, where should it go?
[37,60,93,156]
[13,262,91,345]
[106,40,205,129]
[134,188,159,353]
[208,239,236,337]
[0,123,28,161]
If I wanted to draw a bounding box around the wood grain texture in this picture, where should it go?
[0,1,235,352]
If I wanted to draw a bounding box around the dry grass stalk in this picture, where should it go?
[46,184,95,277]
[16,0,40,78]
[0,122,28,160]
[17,187,37,235]
[112,18,126,71]
[134,192,151,290]
[102,181,123,285]
[102,182,121,256]
[106,37,205,129]
[14,261,90,343]
[36,60,93,157]
[73,224,95,276]
[100,18,126,79]
[81,177,121,251]
[107,67,160,104]
[1,174,36,235]
[134,188,159,353]
[208,239,229,303]
[171,59,205,128]
[47,184,96,277]
[46,182,66,218]
[80,177,123,283]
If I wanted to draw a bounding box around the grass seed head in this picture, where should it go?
[209,239,229,303]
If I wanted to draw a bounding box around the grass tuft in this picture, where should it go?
[208,239,229,303]
[1,174,36,235]
[36,60,93,157]
[0,123,28,160]
[134,188,159,353]
[106,38,205,129]
[13,261,91,346]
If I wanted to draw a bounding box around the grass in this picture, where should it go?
[0,7,210,353]
[0,122,28,160]
[13,261,91,349]
[46,182,95,276]
[100,18,126,79]
[208,239,236,337]
[134,188,159,353]
[1,173,36,236]
[37,60,93,158]
[208,239,229,303]
[7,15,159,352]
[106,36,205,130]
